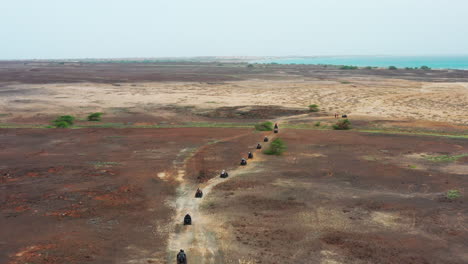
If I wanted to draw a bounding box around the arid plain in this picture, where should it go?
[1,62,467,264]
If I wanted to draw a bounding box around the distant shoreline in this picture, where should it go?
[251,55,468,70]
[2,55,468,70]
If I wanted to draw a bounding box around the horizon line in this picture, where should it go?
[2,54,468,62]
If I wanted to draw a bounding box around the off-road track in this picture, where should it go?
[166,131,276,263]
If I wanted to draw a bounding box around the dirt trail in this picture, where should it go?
[166,131,276,264]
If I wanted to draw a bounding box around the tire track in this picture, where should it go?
[166,129,277,263]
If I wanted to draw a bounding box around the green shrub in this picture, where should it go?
[333,119,351,130]
[364,66,373,70]
[54,121,71,128]
[426,154,468,162]
[420,65,431,70]
[388,66,398,70]
[53,115,75,128]
[340,65,358,70]
[254,121,273,131]
[446,190,461,200]
[264,138,287,155]
[88,112,103,121]
[308,104,319,112]
[315,121,321,127]
[247,64,254,68]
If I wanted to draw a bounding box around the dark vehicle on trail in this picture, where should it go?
[256,143,262,149]
[184,214,191,225]
[220,170,229,178]
[195,188,203,198]
[264,136,269,142]
[248,152,254,159]
[240,158,247,166]
[274,128,278,133]
[177,249,187,264]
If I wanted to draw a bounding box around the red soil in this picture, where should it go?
[0,127,258,264]
[207,129,468,264]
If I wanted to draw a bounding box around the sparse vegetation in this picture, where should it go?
[426,153,467,162]
[388,66,398,70]
[420,65,431,70]
[364,66,373,69]
[90,161,121,168]
[333,119,351,130]
[87,112,103,121]
[264,138,286,155]
[408,165,417,169]
[254,121,273,131]
[446,190,461,200]
[308,104,319,112]
[340,65,358,70]
[358,129,468,139]
[315,121,321,127]
[53,115,75,128]
[247,64,254,68]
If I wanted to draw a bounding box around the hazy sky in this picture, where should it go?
[1,0,467,59]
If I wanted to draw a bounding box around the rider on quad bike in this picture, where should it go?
[195,188,203,198]
[240,158,247,166]
[177,249,187,264]
[220,170,229,178]
[184,214,192,225]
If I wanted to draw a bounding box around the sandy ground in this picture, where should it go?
[1,62,467,264]
[1,79,467,125]
[167,131,276,264]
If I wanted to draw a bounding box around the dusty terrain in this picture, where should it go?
[0,62,467,264]
[1,62,468,125]
[0,127,260,264]
[207,129,468,264]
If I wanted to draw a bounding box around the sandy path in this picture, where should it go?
[166,131,276,264]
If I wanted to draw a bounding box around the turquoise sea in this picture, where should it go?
[253,56,468,70]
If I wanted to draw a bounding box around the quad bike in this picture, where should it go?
[256,143,262,149]
[177,249,187,264]
[240,158,247,166]
[248,152,254,159]
[264,136,269,142]
[195,188,203,198]
[274,128,279,134]
[220,170,229,178]
[184,214,191,225]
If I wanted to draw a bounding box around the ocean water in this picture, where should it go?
[253,56,468,70]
